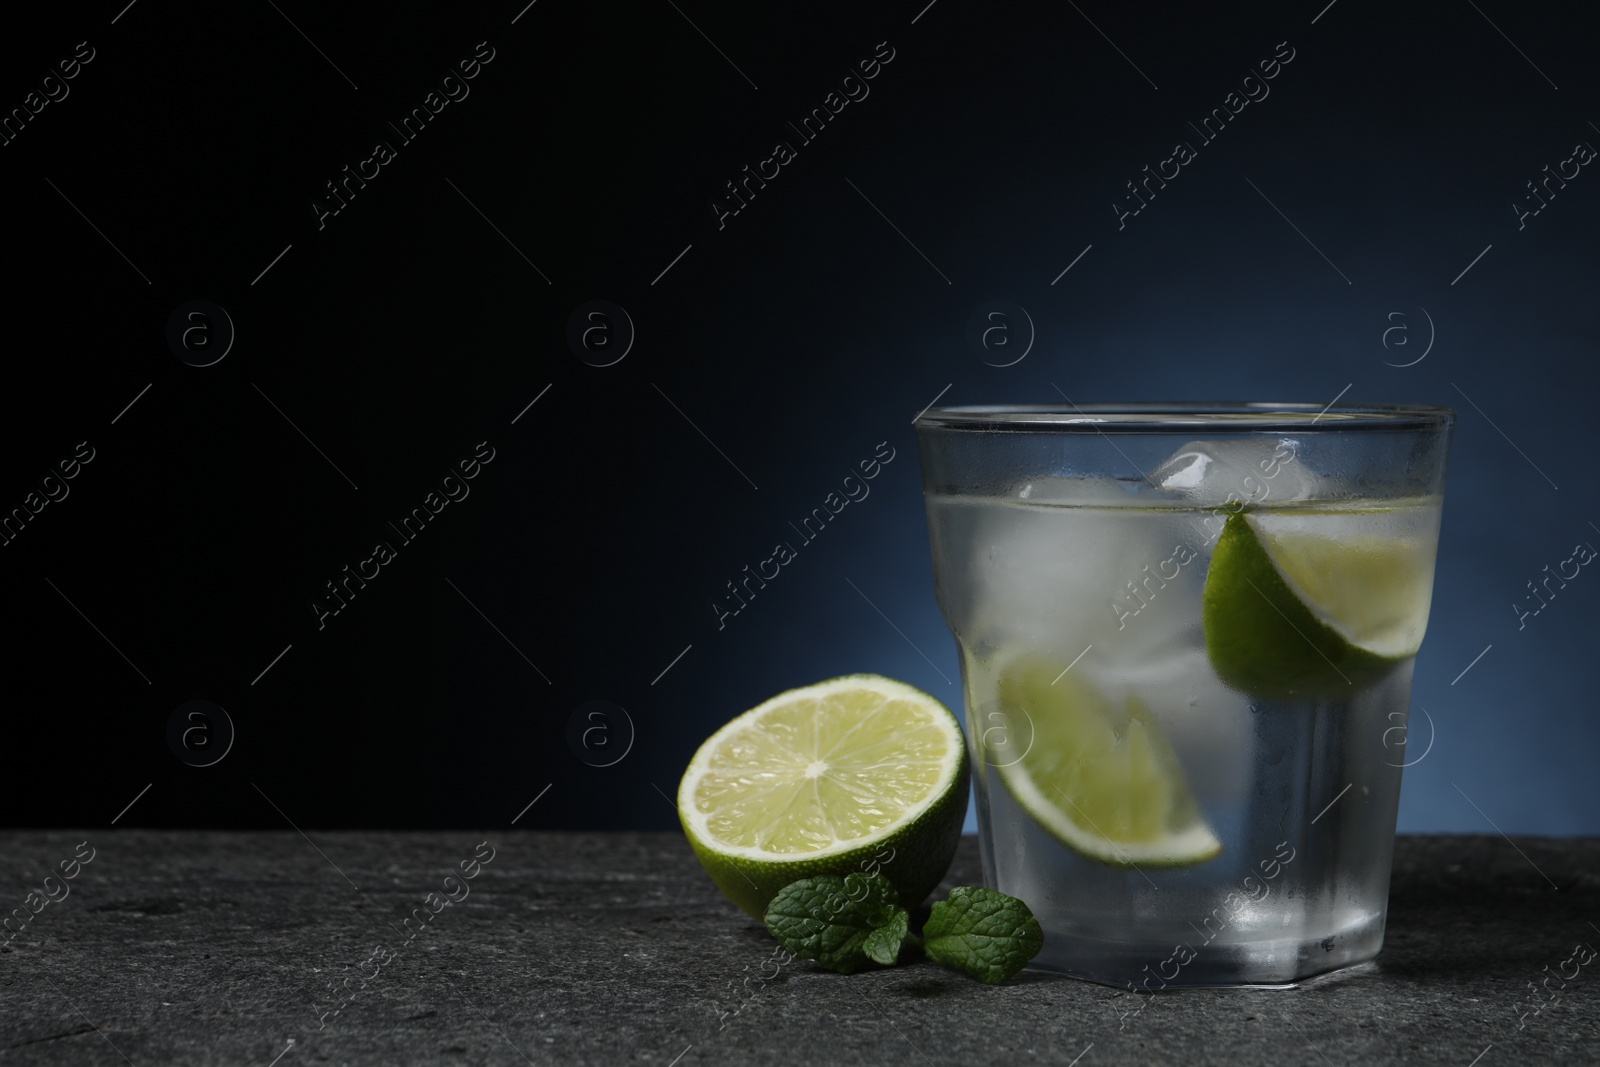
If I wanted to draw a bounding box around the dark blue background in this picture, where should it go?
[1,0,1593,835]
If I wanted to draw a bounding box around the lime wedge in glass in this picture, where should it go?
[989,655,1222,867]
[1202,511,1435,699]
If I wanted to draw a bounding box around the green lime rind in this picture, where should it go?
[1202,513,1399,700]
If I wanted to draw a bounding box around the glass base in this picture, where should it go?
[1027,912,1386,988]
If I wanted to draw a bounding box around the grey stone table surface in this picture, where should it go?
[0,831,1595,1066]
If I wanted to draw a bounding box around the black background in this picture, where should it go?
[2,0,1596,833]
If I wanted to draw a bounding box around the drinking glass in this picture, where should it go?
[914,403,1454,987]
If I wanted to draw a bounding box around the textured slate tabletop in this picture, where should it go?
[0,831,1595,1066]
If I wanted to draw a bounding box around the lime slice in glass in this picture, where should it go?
[1203,511,1434,699]
[990,655,1221,867]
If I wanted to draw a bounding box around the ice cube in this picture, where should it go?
[1150,438,1316,507]
[960,481,1170,650]
[1086,647,1252,803]
[1017,475,1142,505]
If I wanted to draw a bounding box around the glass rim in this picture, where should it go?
[915,402,1456,433]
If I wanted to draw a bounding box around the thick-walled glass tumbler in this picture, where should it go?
[914,404,1453,987]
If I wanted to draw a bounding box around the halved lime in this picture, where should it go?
[678,675,969,918]
[1203,511,1433,699]
[990,655,1221,867]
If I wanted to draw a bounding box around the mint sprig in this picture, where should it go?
[762,876,1041,983]
[764,873,908,974]
[922,885,1044,984]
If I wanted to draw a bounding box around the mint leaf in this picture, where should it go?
[763,873,908,974]
[862,908,909,966]
[922,886,1043,984]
